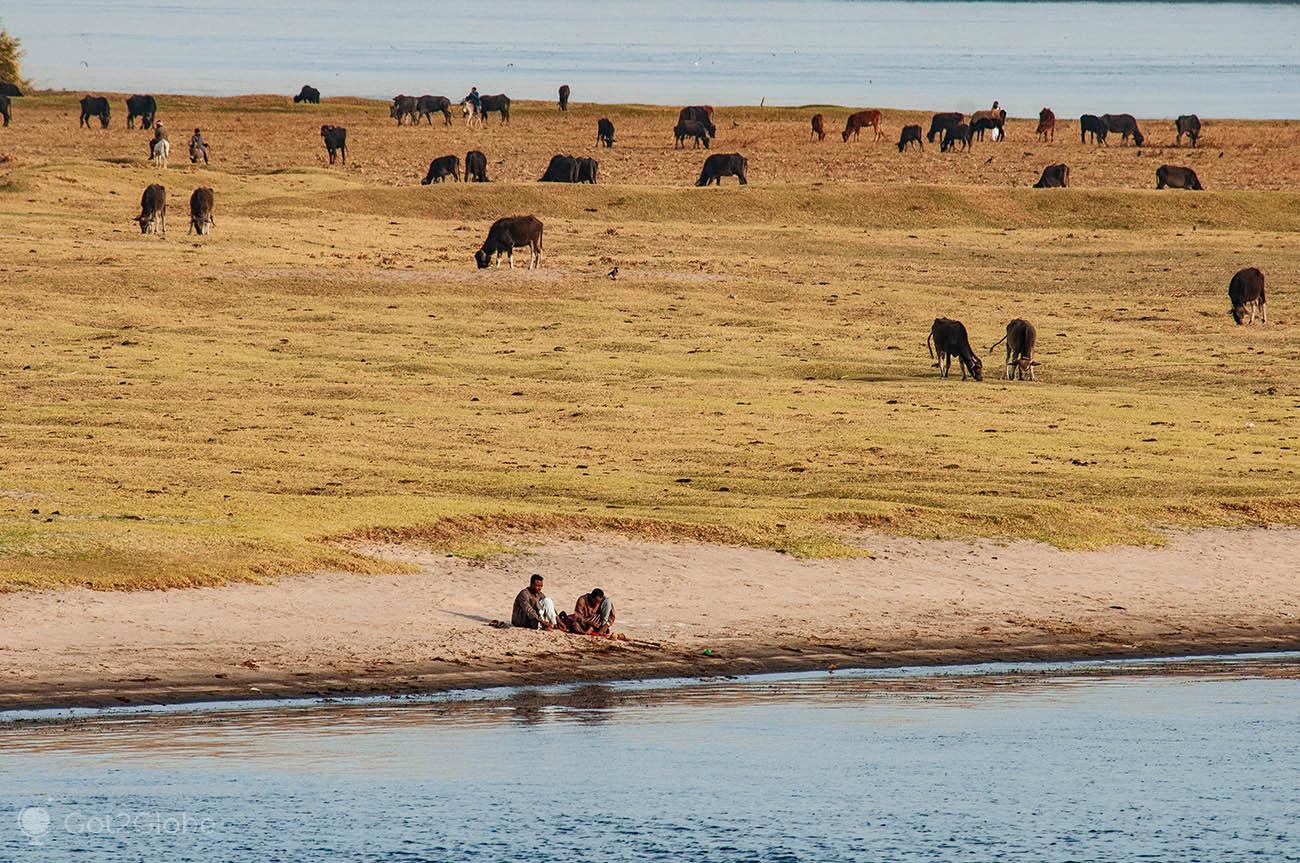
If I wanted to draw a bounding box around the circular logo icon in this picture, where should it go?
[18,807,51,843]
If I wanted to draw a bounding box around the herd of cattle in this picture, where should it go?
[1,82,1271,367]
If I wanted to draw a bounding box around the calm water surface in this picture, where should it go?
[1,656,1298,861]
[5,1,1300,116]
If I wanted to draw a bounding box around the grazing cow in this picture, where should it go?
[135,184,166,235]
[558,84,570,111]
[540,154,579,182]
[896,124,923,152]
[475,215,544,270]
[678,106,714,128]
[575,156,599,184]
[927,318,983,381]
[968,108,1006,142]
[1033,163,1069,188]
[1079,114,1107,144]
[1036,108,1056,142]
[0,95,9,127]
[674,118,713,149]
[1156,164,1202,190]
[1228,268,1266,325]
[941,123,970,152]
[416,95,453,126]
[321,125,347,165]
[79,95,111,129]
[293,85,320,104]
[465,149,489,182]
[987,319,1038,380]
[479,94,511,124]
[927,112,963,143]
[696,153,748,186]
[842,110,883,142]
[125,94,157,129]
[811,113,826,142]
[189,187,214,236]
[597,117,615,148]
[421,155,461,184]
[0,80,21,97]
[391,95,419,125]
[1101,113,1144,146]
[1176,114,1202,147]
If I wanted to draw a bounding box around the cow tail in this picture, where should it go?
[926,332,934,359]
[987,334,1008,354]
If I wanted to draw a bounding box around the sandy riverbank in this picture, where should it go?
[1,527,1297,711]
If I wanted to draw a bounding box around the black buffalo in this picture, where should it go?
[1033,163,1069,188]
[1228,267,1266,325]
[321,124,347,165]
[479,94,511,124]
[475,215,544,269]
[968,108,1006,142]
[540,154,579,182]
[1176,114,1202,147]
[1079,114,1107,144]
[927,112,963,143]
[0,80,21,97]
[597,117,615,148]
[674,119,713,149]
[696,153,747,186]
[0,95,9,127]
[391,95,419,125]
[416,95,453,126]
[125,94,157,129]
[422,155,461,183]
[294,85,321,104]
[897,124,923,152]
[575,156,598,184]
[465,150,489,182]
[1101,113,1144,146]
[189,187,214,236]
[678,106,713,127]
[80,95,111,129]
[558,84,570,111]
[135,184,167,235]
[928,318,983,381]
[1156,164,1202,190]
[941,122,970,152]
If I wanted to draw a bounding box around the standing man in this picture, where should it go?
[512,574,557,630]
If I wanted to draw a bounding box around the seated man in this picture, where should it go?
[565,588,615,636]
[189,128,210,165]
[511,574,557,630]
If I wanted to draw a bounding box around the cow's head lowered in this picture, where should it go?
[475,248,492,269]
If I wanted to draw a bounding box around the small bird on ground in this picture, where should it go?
[607,266,619,280]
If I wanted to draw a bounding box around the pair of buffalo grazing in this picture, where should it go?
[929,319,1040,382]
[541,154,598,183]
[597,118,615,147]
[133,185,215,236]
[422,151,489,183]
[125,94,157,129]
[321,125,347,164]
[1080,113,1144,146]
[476,216,544,269]
[293,85,321,104]
[392,94,453,126]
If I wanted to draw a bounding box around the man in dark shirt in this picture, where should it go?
[512,574,554,629]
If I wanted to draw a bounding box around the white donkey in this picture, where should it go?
[150,137,170,169]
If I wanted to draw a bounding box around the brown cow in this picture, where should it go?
[475,215,544,270]
[842,110,883,143]
[811,113,826,141]
[135,184,166,235]
[988,319,1038,380]
[1033,163,1069,188]
[189,187,214,235]
[1156,165,1202,190]
[1228,268,1266,325]
[1036,108,1056,142]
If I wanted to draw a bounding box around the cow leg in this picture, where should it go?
[507,248,514,269]
[1260,301,1267,323]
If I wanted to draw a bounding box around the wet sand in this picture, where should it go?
[1,527,1297,711]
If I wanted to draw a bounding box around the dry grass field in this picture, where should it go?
[1,93,1298,591]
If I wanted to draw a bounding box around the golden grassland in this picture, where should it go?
[0,94,1298,590]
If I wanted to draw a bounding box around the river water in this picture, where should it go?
[5,1,1300,117]
[1,655,1298,861]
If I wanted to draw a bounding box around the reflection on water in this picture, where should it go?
[1,655,1298,861]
